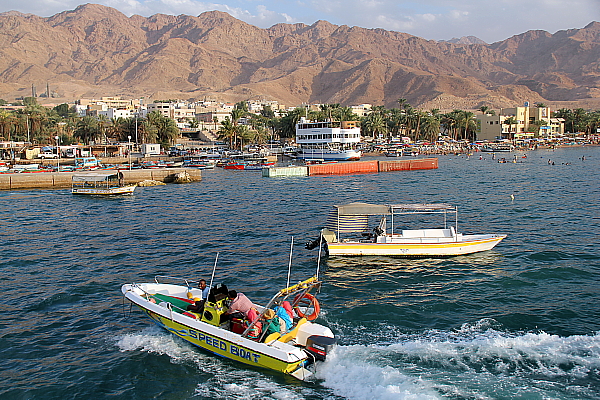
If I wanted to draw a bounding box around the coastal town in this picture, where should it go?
[0,96,598,171]
[2,3,600,397]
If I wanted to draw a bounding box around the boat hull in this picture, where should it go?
[72,185,136,195]
[326,235,506,257]
[295,149,362,161]
[137,305,304,374]
[121,283,317,380]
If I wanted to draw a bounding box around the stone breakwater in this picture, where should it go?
[0,168,202,190]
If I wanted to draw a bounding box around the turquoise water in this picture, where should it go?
[1,146,599,399]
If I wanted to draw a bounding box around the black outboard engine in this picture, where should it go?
[305,237,321,250]
[305,335,337,361]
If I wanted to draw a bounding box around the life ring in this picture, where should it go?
[293,293,320,321]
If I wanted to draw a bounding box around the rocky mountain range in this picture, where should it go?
[0,4,599,110]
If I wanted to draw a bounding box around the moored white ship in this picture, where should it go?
[294,118,362,161]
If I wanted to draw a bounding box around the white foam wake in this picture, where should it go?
[316,345,441,399]
[115,326,311,399]
[316,321,600,399]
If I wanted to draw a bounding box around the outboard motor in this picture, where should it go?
[305,335,337,361]
[305,237,321,250]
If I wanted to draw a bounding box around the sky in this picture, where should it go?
[1,0,598,43]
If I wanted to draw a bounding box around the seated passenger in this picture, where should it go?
[261,309,286,341]
[274,304,293,331]
[245,308,262,340]
[186,279,210,314]
[186,297,204,313]
[220,290,255,324]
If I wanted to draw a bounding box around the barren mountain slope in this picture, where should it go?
[0,4,598,109]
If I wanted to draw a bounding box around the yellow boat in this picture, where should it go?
[307,202,506,257]
[121,275,336,380]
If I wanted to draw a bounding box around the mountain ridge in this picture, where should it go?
[0,4,598,110]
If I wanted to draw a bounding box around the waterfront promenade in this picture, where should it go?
[0,168,202,190]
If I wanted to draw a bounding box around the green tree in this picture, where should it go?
[363,111,387,140]
[74,116,100,144]
[261,105,275,119]
[54,103,77,118]
[217,117,236,148]
[421,112,441,142]
[0,110,15,140]
[23,97,38,107]
[503,117,518,140]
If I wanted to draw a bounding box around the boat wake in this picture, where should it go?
[114,321,600,399]
[317,319,600,399]
[115,326,321,399]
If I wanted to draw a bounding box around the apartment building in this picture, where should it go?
[476,105,564,140]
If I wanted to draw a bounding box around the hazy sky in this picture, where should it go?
[1,0,598,43]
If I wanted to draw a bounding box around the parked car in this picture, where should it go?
[38,152,59,159]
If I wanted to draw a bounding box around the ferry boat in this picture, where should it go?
[121,274,336,381]
[71,171,136,195]
[306,202,506,257]
[294,118,362,161]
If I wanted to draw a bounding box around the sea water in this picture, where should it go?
[1,146,599,399]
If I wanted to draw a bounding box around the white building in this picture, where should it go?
[98,108,134,119]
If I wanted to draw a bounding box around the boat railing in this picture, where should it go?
[131,282,193,319]
[241,277,321,339]
[154,275,198,288]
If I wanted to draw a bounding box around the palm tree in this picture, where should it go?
[364,112,387,140]
[75,116,100,144]
[0,110,15,140]
[217,117,236,148]
[460,111,475,141]
[421,113,441,142]
[276,108,305,139]
[397,98,410,110]
[107,117,125,141]
[337,107,356,123]
[440,111,461,140]
[97,114,109,144]
[503,117,518,140]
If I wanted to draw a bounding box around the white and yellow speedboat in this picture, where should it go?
[307,202,506,257]
[121,275,336,380]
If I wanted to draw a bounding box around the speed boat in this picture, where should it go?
[121,275,336,380]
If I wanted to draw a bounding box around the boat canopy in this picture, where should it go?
[333,202,389,216]
[331,202,455,216]
[326,202,458,235]
[72,172,120,182]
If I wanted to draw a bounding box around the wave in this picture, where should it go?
[114,326,326,399]
[316,319,600,399]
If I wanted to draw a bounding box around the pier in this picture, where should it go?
[0,168,202,190]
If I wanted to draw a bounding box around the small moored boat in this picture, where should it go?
[71,171,136,195]
[121,274,336,380]
[306,202,506,257]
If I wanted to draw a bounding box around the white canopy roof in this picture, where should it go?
[332,202,455,216]
[71,172,120,182]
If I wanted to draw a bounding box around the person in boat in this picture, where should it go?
[260,309,287,341]
[220,290,255,323]
[186,279,210,314]
[273,302,293,331]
